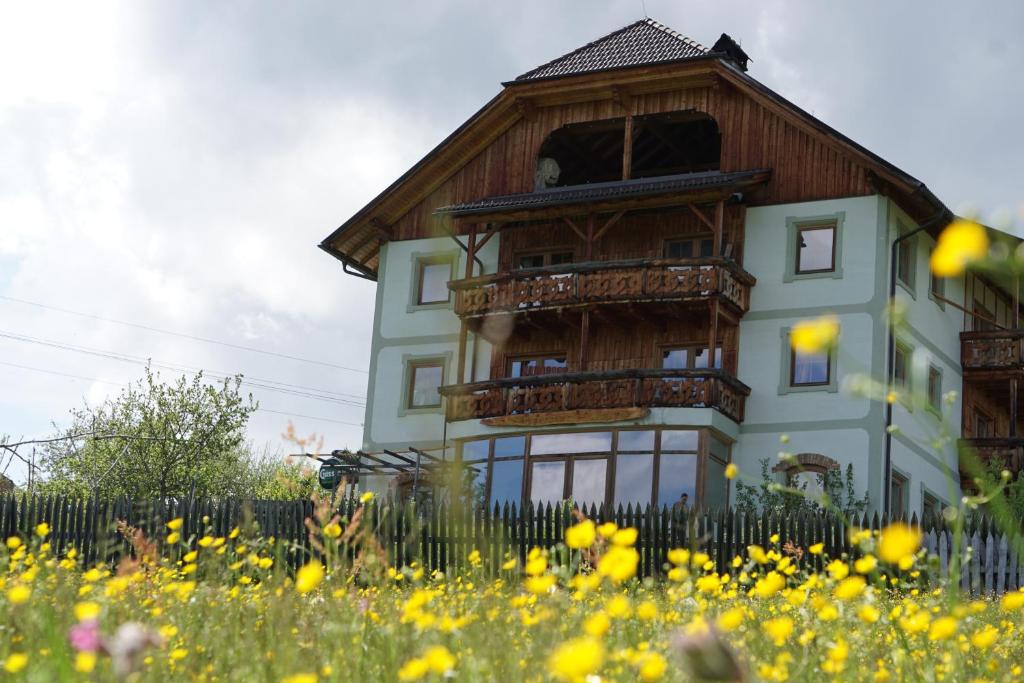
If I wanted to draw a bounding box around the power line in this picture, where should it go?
[0,294,368,374]
[0,330,366,408]
[0,361,362,428]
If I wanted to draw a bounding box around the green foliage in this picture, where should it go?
[734,458,870,517]
[37,366,259,499]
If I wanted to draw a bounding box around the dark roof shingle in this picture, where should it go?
[513,18,709,82]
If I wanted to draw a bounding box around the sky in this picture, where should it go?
[1,1,1022,485]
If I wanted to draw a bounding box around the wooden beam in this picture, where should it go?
[562,216,587,242]
[475,222,501,252]
[369,217,393,240]
[707,299,719,369]
[687,203,716,232]
[514,96,536,121]
[579,310,591,371]
[713,200,724,257]
[622,113,633,181]
[584,214,595,260]
[482,407,649,428]
[610,85,633,112]
[456,225,478,385]
[593,210,626,243]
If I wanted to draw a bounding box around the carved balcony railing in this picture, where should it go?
[959,438,1024,477]
[960,330,1024,373]
[438,369,751,424]
[449,257,755,319]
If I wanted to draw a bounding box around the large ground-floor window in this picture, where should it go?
[458,428,732,511]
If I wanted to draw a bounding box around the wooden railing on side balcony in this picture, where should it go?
[960,438,1024,477]
[438,368,751,424]
[449,257,755,319]
[960,330,1024,371]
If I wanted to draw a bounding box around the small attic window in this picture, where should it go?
[630,112,720,178]
[537,118,625,187]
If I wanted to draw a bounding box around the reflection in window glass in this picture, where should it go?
[792,470,824,499]
[614,454,653,508]
[791,349,830,386]
[530,461,565,505]
[660,430,698,451]
[796,226,835,273]
[658,454,697,509]
[572,459,607,508]
[693,346,723,370]
[531,432,612,455]
[418,261,451,304]
[409,364,443,407]
[617,431,655,452]
[661,348,689,369]
[490,459,523,508]
[467,462,488,507]
[461,439,489,460]
[494,436,526,457]
[704,459,727,510]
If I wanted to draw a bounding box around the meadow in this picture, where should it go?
[2,493,1023,683]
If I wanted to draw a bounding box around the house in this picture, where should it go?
[320,19,1022,516]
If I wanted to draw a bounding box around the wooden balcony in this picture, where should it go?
[439,368,750,424]
[961,330,1024,375]
[960,438,1024,479]
[449,257,755,321]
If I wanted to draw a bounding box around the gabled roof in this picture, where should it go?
[513,18,709,82]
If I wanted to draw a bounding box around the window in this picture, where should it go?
[796,224,836,274]
[407,361,443,409]
[791,348,830,386]
[890,472,908,518]
[662,344,722,370]
[509,354,567,377]
[922,492,940,525]
[927,365,942,411]
[974,408,994,438]
[515,250,574,269]
[929,247,946,304]
[791,470,825,499]
[973,301,997,332]
[896,228,916,292]
[413,255,455,306]
[894,345,909,388]
[664,235,714,259]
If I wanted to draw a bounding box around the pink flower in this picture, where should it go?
[69,620,102,653]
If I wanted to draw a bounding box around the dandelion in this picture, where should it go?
[6,536,22,550]
[74,651,97,673]
[717,607,744,632]
[7,584,31,604]
[548,637,604,681]
[970,625,999,649]
[281,674,317,683]
[930,219,988,276]
[166,532,181,545]
[857,604,881,623]
[928,616,957,641]
[565,520,597,549]
[166,518,183,531]
[525,575,556,595]
[584,611,611,637]
[4,653,28,673]
[360,491,375,504]
[397,657,429,681]
[637,652,667,681]
[597,546,639,583]
[323,522,342,539]
[296,561,324,594]
[790,315,839,353]
[1002,590,1024,611]
[877,523,921,566]
[74,601,101,621]
[423,646,456,673]
[724,463,738,480]
[753,571,786,598]
[808,542,824,555]
[763,617,793,646]
[597,522,617,538]
[35,522,50,537]
[611,527,638,547]
[834,576,866,600]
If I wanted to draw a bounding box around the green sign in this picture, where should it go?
[318,458,347,490]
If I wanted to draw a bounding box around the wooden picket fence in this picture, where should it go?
[1,494,1022,593]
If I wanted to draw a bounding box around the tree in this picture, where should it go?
[38,366,258,499]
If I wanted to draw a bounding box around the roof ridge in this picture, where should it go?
[515,19,650,82]
[641,18,709,53]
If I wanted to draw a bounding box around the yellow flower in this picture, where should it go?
[75,651,97,673]
[4,653,28,673]
[605,595,631,618]
[928,616,957,641]
[724,463,738,480]
[167,518,183,531]
[166,532,181,545]
[525,575,556,595]
[170,648,188,661]
[826,559,849,580]
[763,616,793,646]
[6,536,22,550]
[808,542,824,555]
[1002,590,1024,611]
[323,522,342,539]
[423,646,456,673]
[74,601,101,621]
[857,604,881,623]
[183,550,198,563]
[548,637,604,681]
[753,571,785,598]
[359,491,375,504]
[717,607,745,631]
[667,548,690,566]
[295,561,324,594]
[7,584,31,604]
[636,600,658,621]
[790,315,839,353]
[597,522,618,538]
[854,555,877,574]
[397,657,429,681]
[281,674,317,683]
[637,652,667,681]
[525,555,547,577]
[877,523,921,566]
[834,576,866,600]
[502,558,518,570]
[35,522,50,538]
[611,528,638,547]
[747,545,769,564]
[970,625,999,649]
[584,611,611,637]
[565,520,597,549]
[198,536,214,547]
[930,219,988,277]
[597,546,639,583]
[696,574,722,593]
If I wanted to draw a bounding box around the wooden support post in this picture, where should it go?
[622,113,633,181]
[713,200,724,257]
[579,311,591,372]
[708,300,719,369]
[456,225,478,385]
[1011,378,1018,438]
[585,214,595,260]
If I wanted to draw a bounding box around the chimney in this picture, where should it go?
[711,33,751,72]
